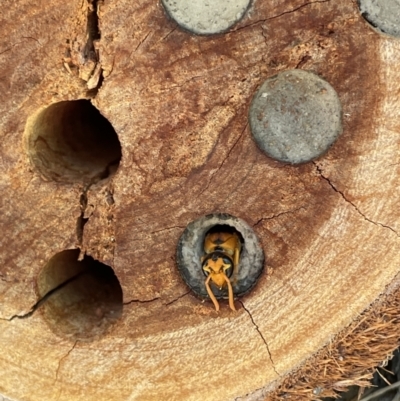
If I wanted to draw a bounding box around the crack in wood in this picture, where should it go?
[313,162,400,237]
[77,187,90,245]
[134,31,151,53]
[83,0,100,62]
[253,206,307,227]
[54,341,78,385]
[124,291,191,307]
[53,340,78,401]
[239,301,280,377]
[0,36,42,55]
[150,225,185,235]
[165,291,191,306]
[84,0,104,93]
[0,272,88,322]
[76,160,119,246]
[123,297,161,305]
[21,36,41,45]
[153,75,205,94]
[231,0,332,34]
[199,122,248,197]
[160,27,178,42]
[264,0,332,22]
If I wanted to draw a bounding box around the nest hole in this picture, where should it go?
[358,0,400,37]
[24,100,122,184]
[161,0,252,36]
[204,224,245,245]
[176,213,264,302]
[249,69,342,164]
[37,249,123,340]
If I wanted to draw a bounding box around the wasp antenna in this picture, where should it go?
[223,273,236,311]
[205,275,220,312]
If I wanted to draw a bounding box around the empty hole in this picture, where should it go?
[37,250,123,340]
[24,100,122,184]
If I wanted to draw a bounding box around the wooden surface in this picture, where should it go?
[1,1,400,400]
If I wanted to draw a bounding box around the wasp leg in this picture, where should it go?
[205,275,220,312]
[222,273,236,311]
[232,247,240,285]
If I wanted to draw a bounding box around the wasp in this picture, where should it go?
[201,229,241,311]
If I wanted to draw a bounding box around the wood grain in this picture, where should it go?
[1,1,400,400]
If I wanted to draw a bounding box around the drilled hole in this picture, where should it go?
[24,100,122,184]
[176,213,264,306]
[37,250,123,340]
[358,0,400,37]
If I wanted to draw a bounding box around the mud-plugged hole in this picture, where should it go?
[358,0,400,37]
[37,249,123,340]
[176,213,264,303]
[24,100,122,184]
[161,0,252,35]
[249,69,342,164]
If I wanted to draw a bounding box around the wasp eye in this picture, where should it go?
[222,257,231,265]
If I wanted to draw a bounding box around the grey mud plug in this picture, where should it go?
[249,69,343,164]
[161,0,251,35]
[358,0,400,37]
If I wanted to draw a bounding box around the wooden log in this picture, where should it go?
[1,1,400,400]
